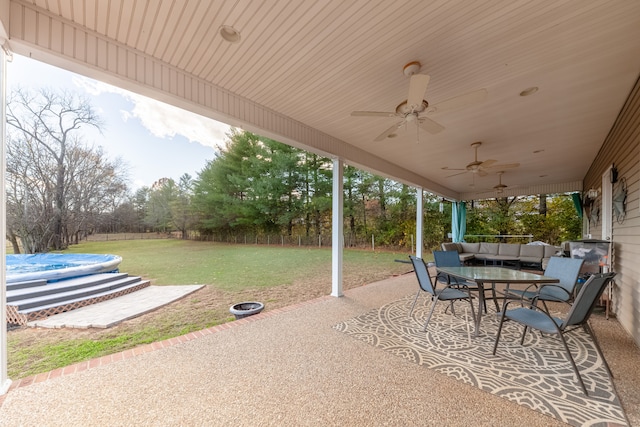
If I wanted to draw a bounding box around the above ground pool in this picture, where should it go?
[6,253,122,283]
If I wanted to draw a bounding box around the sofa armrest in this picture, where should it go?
[441,242,462,252]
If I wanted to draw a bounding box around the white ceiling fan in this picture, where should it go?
[351,61,487,142]
[475,171,518,197]
[442,141,519,178]
[492,171,509,194]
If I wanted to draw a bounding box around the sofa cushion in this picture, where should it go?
[460,242,480,253]
[439,241,559,268]
[519,245,544,263]
[478,242,499,255]
[498,243,521,257]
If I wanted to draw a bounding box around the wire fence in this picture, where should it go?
[83,232,181,242]
[83,232,414,252]
[463,234,534,243]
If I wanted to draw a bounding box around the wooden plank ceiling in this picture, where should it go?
[8,0,640,199]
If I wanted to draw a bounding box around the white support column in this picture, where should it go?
[1,41,11,395]
[331,158,344,297]
[416,188,423,259]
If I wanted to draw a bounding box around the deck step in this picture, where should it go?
[19,280,151,314]
[5,272,151,326]
[7,273,131,303]
[6,279,48,291]
[10,275,143,311]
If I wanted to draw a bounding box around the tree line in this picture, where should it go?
[6,88,581,254]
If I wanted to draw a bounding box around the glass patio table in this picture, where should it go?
[435,266,559,336]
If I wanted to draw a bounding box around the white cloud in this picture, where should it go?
[73,76,231,150]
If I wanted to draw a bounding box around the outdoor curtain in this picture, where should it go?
[571,192,583,219]
[452,201,467,243]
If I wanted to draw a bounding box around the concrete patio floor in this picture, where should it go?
[1,273,638,426]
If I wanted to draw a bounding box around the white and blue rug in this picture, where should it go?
[333,294,627,427]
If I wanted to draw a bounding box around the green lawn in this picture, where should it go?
[8,239,417,378]
[62,239,414,290]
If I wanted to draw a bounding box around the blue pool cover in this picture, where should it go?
[6,253,122,283]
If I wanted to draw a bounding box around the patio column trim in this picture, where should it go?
[416,188,423,259]
[331,158,344,297]
[0,40,11,395]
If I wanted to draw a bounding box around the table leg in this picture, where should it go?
[491,281,500,312]
[475,282,484,337]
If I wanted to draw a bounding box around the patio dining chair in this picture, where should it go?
[433,250,490,313]
[502,256,584,311]
[433,250,472,285]
[409,255,476,332]
[492,272,616,396]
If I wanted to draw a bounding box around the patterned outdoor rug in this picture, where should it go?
[333,294,627,427]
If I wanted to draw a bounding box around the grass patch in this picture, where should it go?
[64,240,343,290]
[9,239,416,379]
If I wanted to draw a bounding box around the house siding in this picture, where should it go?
[584,75,640,346]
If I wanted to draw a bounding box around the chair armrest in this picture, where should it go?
[501,299,564,334]
[502,282,539,300]
[521,282,541,294]
[533,283,573,303]
[502,296,539,312]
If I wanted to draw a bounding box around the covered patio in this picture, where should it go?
[1,273,638,426]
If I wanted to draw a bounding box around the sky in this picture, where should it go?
[7,54,232,190]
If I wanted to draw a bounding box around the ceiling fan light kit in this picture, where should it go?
[395,100,429,116]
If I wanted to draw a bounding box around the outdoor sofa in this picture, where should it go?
[440,242,562,270]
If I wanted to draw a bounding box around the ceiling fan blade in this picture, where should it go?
[480,159,497,168]
[373,121,403,142]
[407,74,430,109]
[429,88,488,114]
[485,162,520,170]
[442,166,467,171]
[351,111,399,117]
[478,169,488,177]
[446,170,469,178]
[418,116,445,134]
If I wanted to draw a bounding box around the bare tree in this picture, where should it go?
[6,130,57,253]
[5,88,121,252]
[7,88,103,250]
[64,145,129,244]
